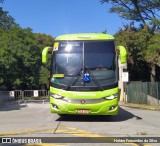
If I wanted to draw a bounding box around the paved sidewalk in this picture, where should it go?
[0,98,49,106]
[120,101,160,111]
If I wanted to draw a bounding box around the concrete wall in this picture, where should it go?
[147,95,160,106]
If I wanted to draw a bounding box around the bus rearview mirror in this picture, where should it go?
[42,47,52,63]
[117,46,127,64]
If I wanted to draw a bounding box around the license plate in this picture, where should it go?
[77,110,89,114]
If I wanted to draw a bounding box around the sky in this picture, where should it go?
[2,0,128,38]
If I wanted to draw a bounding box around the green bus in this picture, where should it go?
[42,33,127,116]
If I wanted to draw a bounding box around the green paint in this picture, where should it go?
[50,86,118,99]
[49,86,119,115]
[41,33,125,115]
[117,46,127,63]
[42,47,52,63]
[56,33,114,41]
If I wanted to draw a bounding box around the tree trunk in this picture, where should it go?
[150,64,156,81]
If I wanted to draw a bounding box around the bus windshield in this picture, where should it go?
[53,42,83,76]
[51,41,117,90]
[84,41,115,70]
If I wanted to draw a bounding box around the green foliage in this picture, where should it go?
[145,33,160,66]
[0,27,54,89]
[0,7,17,30]
[115,24,152,59]
[149,19,160,32]
[115,23,160,81]
[39,66,50,89]
[101,0,160,27]
[0,6,55,90]
[0,25,54,89]
[101,0,160,80]
[115,24,152,80]
[34,33,54,89]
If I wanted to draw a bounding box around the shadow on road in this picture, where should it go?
[0,102,27,111]
[56,107,142,122]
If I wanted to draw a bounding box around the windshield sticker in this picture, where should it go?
[83,73,90,83]
[53,42,59,51]
[53,74,64,78]
[60,42,80,47]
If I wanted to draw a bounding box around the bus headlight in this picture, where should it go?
[51,94,63,99]
[105,94,118,100]
[63,97,71,103]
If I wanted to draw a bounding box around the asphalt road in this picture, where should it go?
[0,102,160,146]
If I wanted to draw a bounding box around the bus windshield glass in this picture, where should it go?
[53,42,83,76]
[84,41,115,70]
[52,41,117,89]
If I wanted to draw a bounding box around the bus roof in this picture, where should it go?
[55,33,114,41]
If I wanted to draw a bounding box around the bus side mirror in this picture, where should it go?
[42,47,52,63]
[117,46,127,64]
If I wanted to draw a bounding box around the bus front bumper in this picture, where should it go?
[50,97,118,115]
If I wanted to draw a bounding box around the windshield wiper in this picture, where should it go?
[64,68,82,90]
[85,67,104,91]
[64,67,104,91]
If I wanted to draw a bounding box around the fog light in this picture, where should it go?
[52,104,59,110]
[109,106,116,111]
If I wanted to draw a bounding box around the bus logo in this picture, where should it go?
[81,100,86,104]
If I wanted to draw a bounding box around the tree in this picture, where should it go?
[145,32,160,81]
[101,0,160,81]
[0,1,55,90]
[34,33,54,89]
[101,0,160,28]
[114,24,152,81]
[0,26,54,90]
[0,7,17,30]
[145,33,160,67]
[0,26,35,89]
[39,66,50,89]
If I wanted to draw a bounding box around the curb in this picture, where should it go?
[0,99,49,106]
[120,102,160,111]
